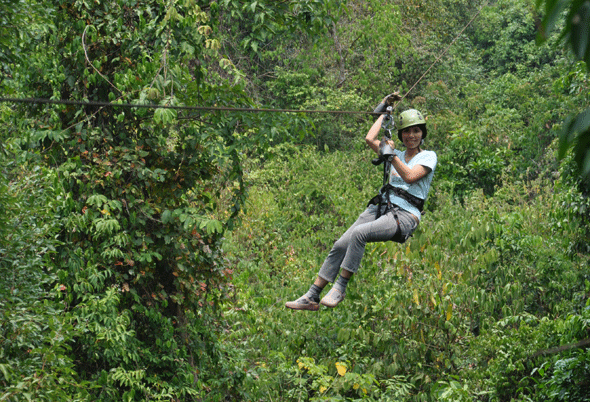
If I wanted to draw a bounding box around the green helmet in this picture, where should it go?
[397,109,427,141]
[398,109,426,130]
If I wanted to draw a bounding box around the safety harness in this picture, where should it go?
[367,157,425,243]
[367,184,424,215]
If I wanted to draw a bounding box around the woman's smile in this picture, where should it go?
[402,126,423,149]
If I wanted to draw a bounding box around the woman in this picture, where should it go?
[285,102,437,311]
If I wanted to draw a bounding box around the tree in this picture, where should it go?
[1,0,325,398]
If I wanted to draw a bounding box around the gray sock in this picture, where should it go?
[305,284,323,303]
[333,275,350,294]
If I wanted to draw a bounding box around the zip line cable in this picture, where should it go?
[391,2,487,109]
[0,97,374,115]
[0,3,487,117]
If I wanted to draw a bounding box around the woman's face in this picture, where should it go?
[401,125,423,149]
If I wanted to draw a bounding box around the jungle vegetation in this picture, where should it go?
[1,0,589,400]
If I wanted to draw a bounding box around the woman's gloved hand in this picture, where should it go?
[378,138,395,161]
[382,92,402,105]
[373,91,402,114]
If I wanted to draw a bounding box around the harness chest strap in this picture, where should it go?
[367,185,425,213]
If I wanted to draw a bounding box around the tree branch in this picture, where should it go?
[532,338,590,358]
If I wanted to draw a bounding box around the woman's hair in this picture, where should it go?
[397,124,427,143]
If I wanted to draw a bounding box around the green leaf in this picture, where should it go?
[559,108,590,159]
[537,0,568,41]
[0,363,11,381]
[94,218,121,235]
[161,209,172,224]
[569,1,590,63]
[153,108,177,124]
[202,219,223,234]
[87,194,108,207]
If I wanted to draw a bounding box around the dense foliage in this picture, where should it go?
[223,143,590,401]
[1,0,589,401]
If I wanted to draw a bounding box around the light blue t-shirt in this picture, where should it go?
[386,149,437,221]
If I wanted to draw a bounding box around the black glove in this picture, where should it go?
[373,92,402,114]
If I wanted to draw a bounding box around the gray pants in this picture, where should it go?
[318,205,419,282]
